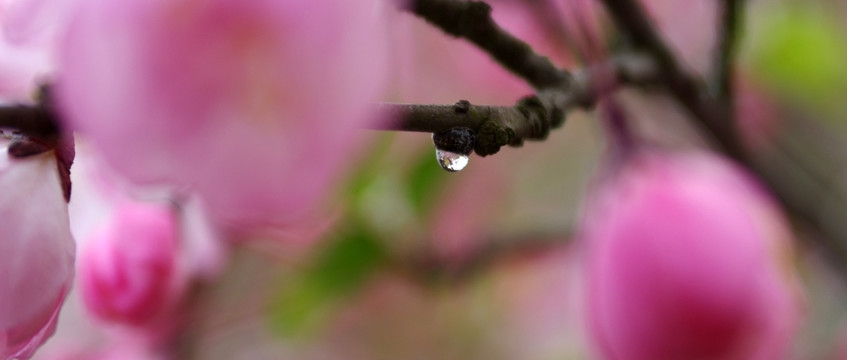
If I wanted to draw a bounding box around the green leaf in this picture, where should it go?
[308,225,386,295]
[268,224,386,337]
[345,133,395,206]
[268,280,331,337]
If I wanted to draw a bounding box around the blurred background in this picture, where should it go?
[32,0,847,358]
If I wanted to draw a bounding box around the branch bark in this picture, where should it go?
[599,0,746,163]
[0,104,60,138]
[598,0,847,279]
[0,86,63,138]
[373,94,567,156]
[370,53,659,156]
[403,0,571,90]
[395,230,571,285]
[714,0,743,104]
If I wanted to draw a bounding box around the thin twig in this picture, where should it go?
[403,0,571,90]
[394,230,571,285]
[599,0,746,163]
[714,0,743,105]
[0,85,62,138]
[0,104,60,138]
[598,0,847,278]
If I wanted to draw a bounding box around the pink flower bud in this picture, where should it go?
[0,148,74,359]
[582,151,802,360]
[56,0,390,227]
[79,202,183,328]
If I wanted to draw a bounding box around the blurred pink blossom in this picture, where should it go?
[68,146,228,337]
[1,0,75,46]
[78,202,185,329]
[39,339,165,360]
[68,147,227,277]
[0,146,75,360]
[56,0,390,227]
[0,0,76,100]
[0,34,49,100]
[582,151,802,360]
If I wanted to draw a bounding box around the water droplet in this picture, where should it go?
[432,128,475,173]
[435,149,468,172]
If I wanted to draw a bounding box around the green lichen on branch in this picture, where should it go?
[473,121,512,156]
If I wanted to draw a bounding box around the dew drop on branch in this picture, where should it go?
[435,149,469,172]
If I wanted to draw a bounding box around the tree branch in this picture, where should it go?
[598,0,847,279]
[394,230,571,285]
[370,53,659,156]
[714,0,743,104]
[403,0,571,90]
[599,0,746,162]
[0,85,63,138]
[0,104,60,138]
[373,95,564,156]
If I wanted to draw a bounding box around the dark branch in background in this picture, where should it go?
[597,0,847,278]
[600,0,747,163]
[403,0,571,89]
[395,230,571,285]
[392,0,588,156]
[714,0,743,106]
[0,0,842,285]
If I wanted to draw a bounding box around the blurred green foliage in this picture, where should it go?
[747,3,847,114]
[269,135,457,338]
[406,147,452,216]
[268,224,386,337]
[345,134,397,206]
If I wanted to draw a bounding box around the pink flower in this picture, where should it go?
[1,0,75,46]
[0,0,76,100]
[0,32,50,100]
[582,151,802,360]
[39,339,165,360]
[56,0,389,227]
[78,202,184,328]
[0,146,75,359]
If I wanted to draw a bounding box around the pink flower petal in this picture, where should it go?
[57,0,390,227]
[0,146,74,359]
[582,151,802,360]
